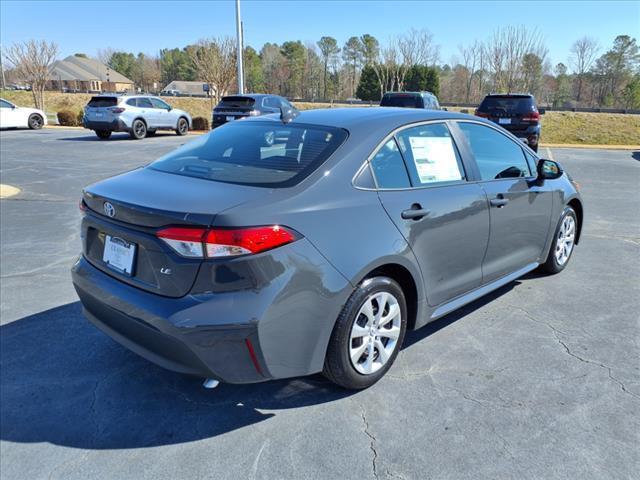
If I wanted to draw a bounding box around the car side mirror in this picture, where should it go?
[167,106,172,111]
[441,107,448,111]
[537,159,562,182]
[539,108,546,115]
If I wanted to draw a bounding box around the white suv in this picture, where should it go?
[83,95,192,140]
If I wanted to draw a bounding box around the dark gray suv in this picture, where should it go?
[72,108,582,389]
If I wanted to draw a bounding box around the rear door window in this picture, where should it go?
[370,139,410,189]
[395,123,465,186]
[150,121,348,187]
[137,98,153,108]
[457,122,532,180]
[150,98,170,109]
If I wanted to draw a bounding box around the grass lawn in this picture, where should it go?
[2,90,638,145]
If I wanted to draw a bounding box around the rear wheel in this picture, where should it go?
[95,130,111,140]
[176,117,189,136]
[28,114,44,130]
[130,119,147,140]
[540,206,577,274]
[323,277,407,389]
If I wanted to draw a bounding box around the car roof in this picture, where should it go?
[383,91,436,97]
[243,107,476,130]
[222,93,282,99]
[485,93,533,98]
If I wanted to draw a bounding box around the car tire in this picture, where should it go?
[323,276,407,389]
[176,117,189,136]
[95,130,112,140]
[540,206,578,274]
[28,113,44,130]
[130,119,147,140]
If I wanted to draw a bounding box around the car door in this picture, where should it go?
[373,122,490,307]
[0,99,20,128]
[454,121,553,283]
[135,97,156,128]
[150,98,173,128]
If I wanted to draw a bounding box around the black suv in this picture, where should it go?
[212,94,297,128]
[380,91,440,110]
[475,93,544,151]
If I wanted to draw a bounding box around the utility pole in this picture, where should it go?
[235,0,244,94]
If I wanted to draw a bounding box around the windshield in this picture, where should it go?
[381,94,423,108]
[478,96,535,113]
[149,121,348,188]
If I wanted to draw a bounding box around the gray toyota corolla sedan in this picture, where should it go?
[71,107,583,389]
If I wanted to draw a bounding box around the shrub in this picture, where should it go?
[57,110,80,126]
[192,116,209,131]
[77,110,85,125]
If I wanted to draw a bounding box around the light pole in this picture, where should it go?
[235,0,244,94]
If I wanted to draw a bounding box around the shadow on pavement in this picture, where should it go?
[631,151,639,161]
[1,282,518,450]
[58,133,177,142]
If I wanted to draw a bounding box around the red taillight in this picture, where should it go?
[79,199,87,213]
[110,107,126,114]
[522,111,540,123]
[156,225,299,258]
[475,110,489,118]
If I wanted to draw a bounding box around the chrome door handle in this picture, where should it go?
[401,204,430,220]
[490,195,509,208]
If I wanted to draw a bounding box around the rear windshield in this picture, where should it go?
[87,96,118,108]
[218,96,256,108]
[478,96,535,113]
[381,94,422,108]
[149,121,348,188]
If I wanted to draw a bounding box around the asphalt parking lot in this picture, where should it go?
[1,128,639,480]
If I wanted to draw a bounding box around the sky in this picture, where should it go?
[1,0,639,70]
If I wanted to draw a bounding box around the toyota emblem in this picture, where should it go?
[103,202,116,218]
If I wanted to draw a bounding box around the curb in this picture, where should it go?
[541,143,639,150]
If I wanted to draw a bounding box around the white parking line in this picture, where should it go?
[546,147,555,161]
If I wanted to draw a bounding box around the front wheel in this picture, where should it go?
[129,119,147,140]
[540,206,577,274]
[28,114,44,130]
[176,117,189,136]
[323,277,407,389]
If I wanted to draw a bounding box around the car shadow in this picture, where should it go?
[58,133,178,142]
[632,151,640,162]
[1,282,518,450]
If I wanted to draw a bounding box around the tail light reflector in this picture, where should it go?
[156,225,299,258]
[475,111,489,118]
[522,111,540,123]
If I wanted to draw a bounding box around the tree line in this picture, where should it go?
[2,27,639,111]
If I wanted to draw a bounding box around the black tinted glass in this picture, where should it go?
[381,95,422,108]
[219,96,255,107]
[88,97,117,108]
[370,139,410,188]
[137,98,153,108]
[478,96,535,114]
[458,122,531,180]
[150,122,347,188]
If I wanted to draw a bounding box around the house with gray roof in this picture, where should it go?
[47,55,134,93]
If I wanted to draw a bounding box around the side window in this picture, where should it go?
[524,149,538,174]
[126,99,137,107]
[150,98,170,109]
[0,100,12,108]
[458,122,531,180]
[370,139,411,189]
[137,97,153,109]
[395,123,465,186]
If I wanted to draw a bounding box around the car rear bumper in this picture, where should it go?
[71,237,352,383]
[83,118,129,132]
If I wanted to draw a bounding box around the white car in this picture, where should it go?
[0,98,47,130]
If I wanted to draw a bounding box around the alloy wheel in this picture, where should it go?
[349,292,402,375]
[555,215,575,266]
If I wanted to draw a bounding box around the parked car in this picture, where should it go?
[211,94,297,128]
[72,108,583,389]
[475,93,544,152]
[380,91,441,110]
[82,94,192,140]
[162,89,181,96]
[0,98,47,129]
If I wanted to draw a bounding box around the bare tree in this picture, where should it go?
[188,37,236,106]
[569,37,599,103]
[396,28,438,89]
[4,40,58,110]
[96,48,116,65]
[486,26,547,93]
[459,41,483,102]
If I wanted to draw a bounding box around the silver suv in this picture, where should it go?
[83,95,192,140]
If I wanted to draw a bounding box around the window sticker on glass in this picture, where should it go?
[408,136,462,183]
